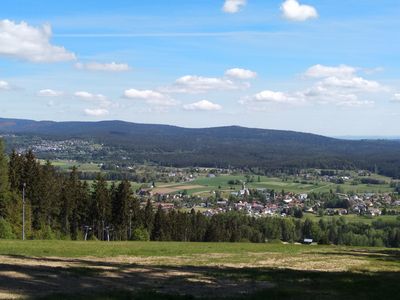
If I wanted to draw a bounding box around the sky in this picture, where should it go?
[0,0,400,136]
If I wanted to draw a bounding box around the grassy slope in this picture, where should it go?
[0,241,399,300]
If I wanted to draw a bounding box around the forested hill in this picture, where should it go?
[1,117,400,177]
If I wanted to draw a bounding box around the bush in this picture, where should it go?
[33,225,56,240]
[0,218,16,239]
[131,227,150,241]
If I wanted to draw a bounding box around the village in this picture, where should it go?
[136,179,400,220]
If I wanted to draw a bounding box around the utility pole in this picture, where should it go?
[22,183,26,241]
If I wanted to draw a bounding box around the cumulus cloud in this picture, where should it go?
[38,89,63,97]
[253,90,292,103]
[75,62,130,72]
[171,75,241,93]
[84,108,109,117]
[0,19,76,62]
[124,88,177,106]
[281,0,318,21]
[320,76,384,92]
[183,100,222,111]
[305,64,357,79]
[74,91,114,109]
[0,80,10,90]
[74,91,107,101]
[392,93,400,102]
[225,68,257,80]
[222,0,247,14]
[242,64,384,109]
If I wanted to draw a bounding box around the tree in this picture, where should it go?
[143,199,154,233]
[0,140,10,218]
[91,174,111,240]
[112,180,132,240]
[60,167,81,239]
[151,205,168,241]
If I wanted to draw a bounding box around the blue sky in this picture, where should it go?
[0,0,399,136]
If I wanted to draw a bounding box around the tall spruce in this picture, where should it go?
[0,139,10,217]
[91,174,111,240]
[112,180,132,240]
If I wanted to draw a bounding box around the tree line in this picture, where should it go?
[0,140,400,247]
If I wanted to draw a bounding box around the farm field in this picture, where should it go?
[39,159,102,173]
[303,213,400,225]
[153,174,396,196]
[0,241,399,299]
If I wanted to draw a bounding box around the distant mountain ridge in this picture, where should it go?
[1,117,400,178]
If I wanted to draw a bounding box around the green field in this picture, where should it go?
[40,159,102,173]
[0,240,399,299]
[157,174,396,196]
[303,213,400,225]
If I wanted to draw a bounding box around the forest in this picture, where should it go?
[2,118,400,178]
[1,139,400,247]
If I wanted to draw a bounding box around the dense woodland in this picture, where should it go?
[2,118,400,178]
[0,139,400,247]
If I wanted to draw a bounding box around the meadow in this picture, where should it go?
[154,174,396,196]
[0,240,399,299]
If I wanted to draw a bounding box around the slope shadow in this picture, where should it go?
[0,254,398,300]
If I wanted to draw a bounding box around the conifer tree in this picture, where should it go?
[91,174,111,239]
[0,139,10,217]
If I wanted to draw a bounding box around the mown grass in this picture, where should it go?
[0,240,316,258]
[0,241,398,299]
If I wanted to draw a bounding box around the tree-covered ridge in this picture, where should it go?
[1,117,400,178]
[0,140,399,247]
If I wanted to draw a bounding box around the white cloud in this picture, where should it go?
[320,76,384,92]
[183,100,222,111]
[336,99,374,108]
[392,93,400,102]
[0,80,10,90]
[74,91,107,101]
[74,91,113,108]
[0,19,76,62]
[305,64,357,79]
[84,108,109,117]
[124,88,177,106]
[75,62,130,72]
[253,90,292,103]
[222,0,247,14]
[172,75,240,93]
[38,89,63,97]
[225,68,257,80]
[242,64,385,109]
[281,0,318,21]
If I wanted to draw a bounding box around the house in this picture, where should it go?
[366,208,382,217]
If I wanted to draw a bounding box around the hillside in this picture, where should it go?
[1,117,400,177]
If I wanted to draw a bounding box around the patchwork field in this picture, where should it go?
[0,241,399,299]
[153,174,396,196]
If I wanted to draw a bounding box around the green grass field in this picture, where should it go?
[158,174,396,196]
[0,240,399,299]
[303,213,400,224]
[40,159,102,173]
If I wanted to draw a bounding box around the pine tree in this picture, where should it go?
[144,199,154,233]
[8,149,23,192]
[60,167,81,239]
[112,180,132,240]
[0,139,10,217]
[91,174,111,240]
